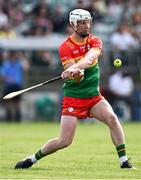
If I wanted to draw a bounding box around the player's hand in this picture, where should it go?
[61,67,83,80]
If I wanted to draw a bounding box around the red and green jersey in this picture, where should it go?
[59,33,103,98]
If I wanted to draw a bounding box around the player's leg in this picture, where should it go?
[89,99,134,169]
[15,115,78,169]
[90,99,124,146]
[40,115,78,155]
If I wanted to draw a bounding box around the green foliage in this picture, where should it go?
[0,122,141,179]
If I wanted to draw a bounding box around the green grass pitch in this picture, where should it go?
[0,122,141,179]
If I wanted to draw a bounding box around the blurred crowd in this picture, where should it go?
[0,0,140,67]
[0,0,140,65]
[0,0,140,41]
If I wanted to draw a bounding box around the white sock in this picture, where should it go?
[120,155,128,165]
[25,155,38,163]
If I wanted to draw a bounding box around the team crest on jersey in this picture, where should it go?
[67,107,74,112]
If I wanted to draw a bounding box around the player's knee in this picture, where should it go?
[106,112,119,126]
[108,112,117,120]
[59,138,73,148]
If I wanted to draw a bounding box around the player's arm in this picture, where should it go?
[59,44,83,80]
[72,48,101,69]
[61,48,101,79]
[61,37,103,79]
[63,60,75,70]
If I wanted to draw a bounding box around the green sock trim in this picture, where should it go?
[35,149,46,160]
[116,144,126,158]
[116,144,125,151]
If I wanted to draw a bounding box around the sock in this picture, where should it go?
[26,155,37,163]
[35,149,46,160]
[119,155,128,165]
[116,144,128,165]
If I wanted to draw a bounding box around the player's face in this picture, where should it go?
[76,20,91,37]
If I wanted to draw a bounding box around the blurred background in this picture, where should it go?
[0,0,140,123]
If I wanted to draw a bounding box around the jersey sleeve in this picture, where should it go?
[59,43,74,66]
[89,35,103,50]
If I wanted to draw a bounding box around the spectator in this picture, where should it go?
[0,22,16,38]
[25,4,53,36]
[110,23,139,65]
[107,0,125,21]
[108,70,134,98]
[3,0,25,26]
[88,0,106,22]
[111,23,139,50]
[108,70,134,118]
[125,0,141,19]
[35,6,53,30]
[51,5,67,33]
[32,0,52,19]
[72,0,90,10]
[10,1,25,26]
[0,51,29,122]
[0,6,8,27]
[90,0,107,16]
[30,5,53,36]
[0,49,4,81]
[130,12,141,42]
[31,50,52,67]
